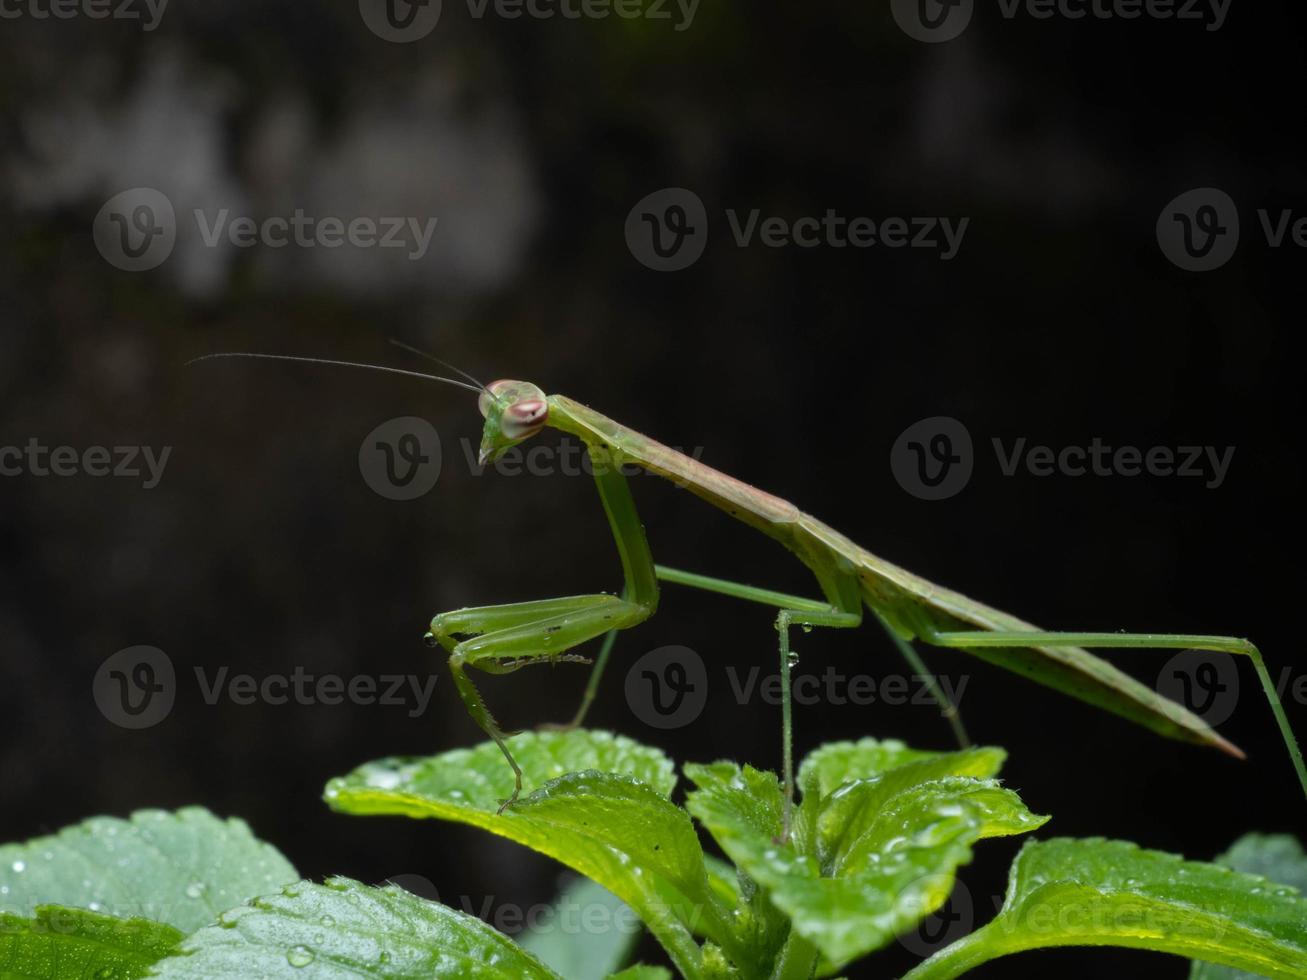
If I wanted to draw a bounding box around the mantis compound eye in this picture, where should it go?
[500,398,549,440]
[478,380,516,419]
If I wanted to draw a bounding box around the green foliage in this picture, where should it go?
[0,807,297,933]
[149,878,562,979]
[3,734,1304,979]
[903,837,1307,980]
[1190,834,1307,980]
[518,877,641,980]
[0,906,182,979]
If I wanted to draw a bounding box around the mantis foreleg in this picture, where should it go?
[427,446,658,811]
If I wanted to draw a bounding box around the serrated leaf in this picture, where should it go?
[0,808,298,933]
[519,877,640,980]
[325,731,725,979]
[0,906,182,979]
[905,838,1307,980]
[797,738,944,801]
[685,747,1046,974]
[1190,834,1307,980]
[149,877,560,978]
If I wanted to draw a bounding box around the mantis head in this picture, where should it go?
[478,380,549,464]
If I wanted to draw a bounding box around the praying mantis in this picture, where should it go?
[194,351,1307,837]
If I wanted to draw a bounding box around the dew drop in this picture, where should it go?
[320,914,335,926]
[10,861,25,873]
[185,881,207,899]
[287,945,315,967]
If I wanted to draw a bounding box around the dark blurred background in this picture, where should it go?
[2,2,1305,976]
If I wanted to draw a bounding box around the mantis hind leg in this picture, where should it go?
[923,628,1307,802]
[654,564,863,838]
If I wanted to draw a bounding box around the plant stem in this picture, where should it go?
[899,925,1004,980]
[770,928,819,980]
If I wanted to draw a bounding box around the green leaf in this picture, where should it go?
[1190,834,1307,980]
[0,906,182,979]
[905,838,1307,980]
[796,738,943,801]
[0,808,298,933]
[605,967,672,980]
[149,877,561,978]
[519,876,640,980]
[685,745,1045,974]
[325,731,724,980]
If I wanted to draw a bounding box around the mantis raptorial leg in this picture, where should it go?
[426,443,658,811]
